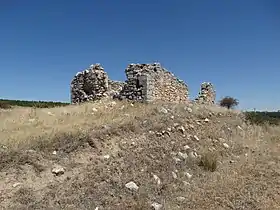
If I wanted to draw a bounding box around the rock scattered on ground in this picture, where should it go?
[51,165,65,176]
[125,181,139,191]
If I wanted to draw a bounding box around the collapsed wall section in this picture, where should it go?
[195,82,216,104]
[118,63,189,102]
[107,80,126,98]
[70,64,109,103]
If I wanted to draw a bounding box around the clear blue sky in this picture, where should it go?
[1,0,280,110]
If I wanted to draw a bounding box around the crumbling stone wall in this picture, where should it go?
[70,64,109,103]
[117,63,189,102]
[107,80,125,98]
[195,82,216,104]
[71,62,215,105]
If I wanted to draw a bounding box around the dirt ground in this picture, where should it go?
[0,99,279,209]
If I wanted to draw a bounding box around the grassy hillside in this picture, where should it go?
[0,99,279,209]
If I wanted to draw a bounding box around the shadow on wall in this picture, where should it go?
[70,63,216,105]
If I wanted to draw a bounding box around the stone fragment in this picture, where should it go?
[195,82,216,104]
[193,135,200,141]
[178,152,188,159]
[12,183,22,188]
[52,165,65,176]
[151,202,163,210]
[152,173,161,185]
[125,181,139,191]
[176,197,186,202]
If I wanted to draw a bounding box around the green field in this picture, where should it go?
[0,99,70,108]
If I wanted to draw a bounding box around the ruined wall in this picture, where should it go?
[70,62,215,105]
[195,82,216,104]
[70,64,109,103]
[118,63,189,102]
[107,80,125,98]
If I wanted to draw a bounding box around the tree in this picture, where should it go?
[219,96,239,109]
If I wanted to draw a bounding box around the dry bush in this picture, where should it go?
[199,151,219,172]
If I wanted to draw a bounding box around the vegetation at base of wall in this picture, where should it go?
[244,111,280,126]
[0,99,70,109]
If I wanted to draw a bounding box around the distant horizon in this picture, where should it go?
[1,96,278,112]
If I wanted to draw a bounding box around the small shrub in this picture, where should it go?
[199,151,218,172]
[0,101,11,109]
[219,96,239,109]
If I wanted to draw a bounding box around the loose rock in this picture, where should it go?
[151,202,163,210]
[125,181,139,191]
[52,165,65,176]
[223,143,230,149]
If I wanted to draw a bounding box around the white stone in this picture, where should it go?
[223,143,229,149]
[183,145,191,150]
[111,101,117,106]
[189,151,198,159]
[193,135,200,141]
[173,157,181,163]
[183,181,190,186]
[204,118,210,122]
[178,152,188,159]
[125,181,139,191]
[47,112,55,116]
[52,151,57,155]
[172,171,178,179]
[51,165,65,176]
[152,173,161,185]
[157,107,168,114]
[12,182,22,188]
[103,155,110,159]
[151,202,163,210]
[187,107,193,113]
[92,108,98,112]
[176,196,186,202]
[184,172,192,179]
[237,125,243,130]
[177,126,185,134]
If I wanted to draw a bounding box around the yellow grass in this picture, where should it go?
[0,100,279,209]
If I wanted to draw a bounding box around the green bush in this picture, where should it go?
[244,112,280,126]
[0,99,70,108]
[0,101,12,109]
[219,96,239,109]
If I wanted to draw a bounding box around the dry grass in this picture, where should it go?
[0,99,279,209]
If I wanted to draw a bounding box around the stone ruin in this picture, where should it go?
[195,82,216,104]
[116,63,189,102]
[70,64,124,104]
[70,63,216,104]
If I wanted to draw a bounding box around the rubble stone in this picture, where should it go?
[71,62,216,104]
[117,63,189,102]
[195,82,216,104]
[70,64,109,103]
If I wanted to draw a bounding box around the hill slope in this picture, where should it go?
[0,99,279,209]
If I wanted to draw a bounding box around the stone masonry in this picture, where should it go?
[117,63,189,102]
[70,64,109,103]
[70,62,215,104]
[107,80,125,98]
[195,82,216,104]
